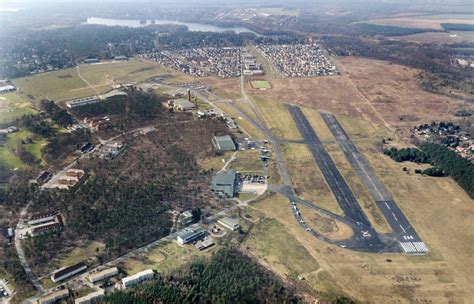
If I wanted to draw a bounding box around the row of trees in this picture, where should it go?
[105,248,299,303]
[420,143,474,198]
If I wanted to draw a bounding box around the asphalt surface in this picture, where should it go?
[320,113,428,254]
[287,105,392,252]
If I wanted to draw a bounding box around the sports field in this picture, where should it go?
[250,80,272,90]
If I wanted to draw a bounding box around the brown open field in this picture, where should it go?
[391,31,474,44]
[362,14,474,30]
[245,56,471,137]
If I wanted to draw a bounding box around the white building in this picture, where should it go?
[88,267,119,284]
[39,289,69,304]
[121,269,154,289]
[75,289,105,304]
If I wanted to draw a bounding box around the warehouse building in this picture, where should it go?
[88,267,119,284]
[210,170,237,198]
[38,289,69,304]
[121,269,154,289]
[75,289,104,304]
[218,217,241,231]
[51,262,87,283]
[176,227,206,245]
[212,135,236,151]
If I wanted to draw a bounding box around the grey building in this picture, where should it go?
[210,170,237,198]
[212,135,236,151]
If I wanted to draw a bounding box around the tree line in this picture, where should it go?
[420,143,474,198]
[384,147,430,164]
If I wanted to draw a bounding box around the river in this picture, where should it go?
[85,17,259,35]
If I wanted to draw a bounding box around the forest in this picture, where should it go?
[354,23,437,36]
[22,104,228,274]
[105,248,299,304]
[420,143,474,198]
[384,147,430,164]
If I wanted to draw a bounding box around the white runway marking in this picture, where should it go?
[399,224,406,233]
[392,212,398,222]
[385,202,391,210]
[400,241,428,254]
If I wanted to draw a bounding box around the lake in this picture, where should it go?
[85,17,259,35]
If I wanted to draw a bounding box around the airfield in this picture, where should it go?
[2,47,473,303]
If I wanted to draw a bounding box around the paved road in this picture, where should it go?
[287,104,393,252]
[320,113,428,254]
[14,201,44,293]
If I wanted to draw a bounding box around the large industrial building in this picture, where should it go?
[176,227,206,245]
[212,135,237,151]
[210,170,238,198]
[51,262,87,283]
[121,269,155,289]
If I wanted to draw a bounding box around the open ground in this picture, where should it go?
[242,57,472,137]
[360,14,474,30]
[12,58,195,103]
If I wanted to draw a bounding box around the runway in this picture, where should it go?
[320,113,428,254]
[287,105,388,252]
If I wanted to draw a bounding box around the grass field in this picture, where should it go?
[119,240,217,276]
[298,204,353,241]
[250,80,272,90]
[58,241,105,268]
[280,143,343,215]
[198,151,234,172]
[0,93,38,124]
[253,96,302,140]
[12,59,187,102]
[227,149,264,172]
[244,217,320,277]
[0,130,46,169]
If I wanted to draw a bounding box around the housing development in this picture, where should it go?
[0,1,473,304]
[256,44,339,77]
